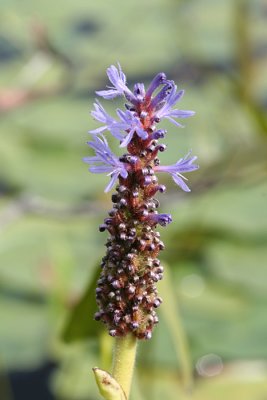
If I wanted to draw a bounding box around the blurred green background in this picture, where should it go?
[0,0,267,399]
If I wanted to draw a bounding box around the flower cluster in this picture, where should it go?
[85,64,199,339]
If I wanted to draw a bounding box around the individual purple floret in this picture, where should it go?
[90,102,148,145]
[96,63,137,104]
[150,81,174,109]
[116,109,148,147]
[145,72,167,99]
[90,100,118,135]
[85,64,199,340]
[84,135,128,192]
[154,84,195,127]
[148,213,173,227]
[155,152,199,192]
[133,83,146,101]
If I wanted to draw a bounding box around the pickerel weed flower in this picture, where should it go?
[85,63,199,340]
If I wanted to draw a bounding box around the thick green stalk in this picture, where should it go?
[112,334,138,399]
[93,334,137,400]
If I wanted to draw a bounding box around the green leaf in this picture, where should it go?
[158,263,193,392]
[0,299,49,369]
[61,264,102,343]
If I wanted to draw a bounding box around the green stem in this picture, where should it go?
[112,334,138,399]
[100,331,113,371]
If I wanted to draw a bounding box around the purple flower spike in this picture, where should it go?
[86,64,199,340]
[155,152,199,192]
[155,85,195,127]
[84,135,128,192]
